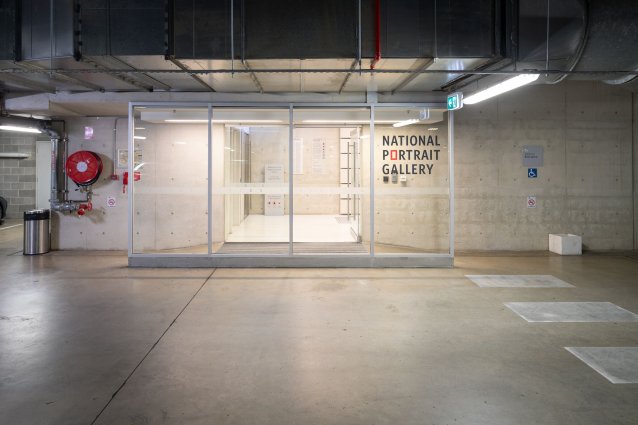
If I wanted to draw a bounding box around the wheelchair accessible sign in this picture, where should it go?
[528,168,538,178]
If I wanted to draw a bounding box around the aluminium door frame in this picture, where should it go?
[127,101,453,267]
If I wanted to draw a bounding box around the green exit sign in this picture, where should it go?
[447,92,463,110]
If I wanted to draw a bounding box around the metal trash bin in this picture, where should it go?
[23,209,50,255]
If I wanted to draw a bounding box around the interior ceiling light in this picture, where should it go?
[164,119,285,124]
[164,119,207,123]
[428,127,439,131]
[0,125,42,134]
[301,120,397,124]
[463,74,539,105]
[392,119,420,128]
[133,136,146,140]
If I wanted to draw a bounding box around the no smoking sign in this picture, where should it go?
[527,196,537,209]
[106,196,117,208]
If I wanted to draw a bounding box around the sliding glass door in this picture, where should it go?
[291,108,371,255]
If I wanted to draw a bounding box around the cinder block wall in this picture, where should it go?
[0,132,37,218]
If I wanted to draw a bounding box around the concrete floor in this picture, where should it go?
[1,225,638,424]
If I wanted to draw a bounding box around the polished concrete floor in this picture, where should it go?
[1,224,638,424]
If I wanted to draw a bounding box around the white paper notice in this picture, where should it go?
[293,139,304,175]
[312,139,327,175]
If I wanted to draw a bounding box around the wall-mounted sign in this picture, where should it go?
[312,139,327,175]
[117,149,143,169]
[447,92,463,111]
[293,139,304,175]
[106,196,116,208]
[528,168,538,178]
[522,145,543,167]
[381,134,440,175]
[84,126,94,140]
[527,196,537,208]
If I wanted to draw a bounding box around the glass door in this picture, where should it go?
[211,107,291,255]
[291,107,371,255]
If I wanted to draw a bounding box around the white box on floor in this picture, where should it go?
[549,233,582,255]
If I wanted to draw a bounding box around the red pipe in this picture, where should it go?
[371,0,381,69]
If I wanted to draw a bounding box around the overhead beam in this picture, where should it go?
[390,59,434,94]
[2,68,637,77]
[80,57,154,92]
[13,62,105,92]
[338,59,359,94]
[242,60,264,93]
[167,58,216,92]
[108,57,172,91]
[0,74,56,93]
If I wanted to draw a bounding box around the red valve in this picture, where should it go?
[122,171,141,185]
[77,208,85,216]
[122,171,141,194]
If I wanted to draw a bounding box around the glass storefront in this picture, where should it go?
[128,103,454,267]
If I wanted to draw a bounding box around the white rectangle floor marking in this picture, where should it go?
[565,347,638,384]
[504,302,638,322]
[466,275,573,288]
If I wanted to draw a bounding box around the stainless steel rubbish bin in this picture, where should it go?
[23,209,50,255]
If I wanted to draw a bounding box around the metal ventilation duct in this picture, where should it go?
[1,0,638,93]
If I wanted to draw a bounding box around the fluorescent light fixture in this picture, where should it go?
[392,119,420,128]
[165,119,284,124]
[428,127,439,131]
[300,120,396,124]
[463,74,539,105]
[0,125,41,134]
[133,136,146,140]
[134,127,146,130]
[165,119,207,123]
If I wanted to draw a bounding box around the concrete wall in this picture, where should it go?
[372,124,449,252]
[48,81,637,252]
[0,132,37,218]
[247,126,341,215]
[455,81,634,251]
[54,118,127,250]
[247,126,289,215]
[54,119,222,251]
[292,127,340,215]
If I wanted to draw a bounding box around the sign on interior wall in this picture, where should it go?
[522,145,543,167]
[84,126,94,140]
[293,139,304,175]
[381,133,441,175]
[117,149,143,169]
[264,164,285,216]
[527,196,537,208]
[312,139,327,175]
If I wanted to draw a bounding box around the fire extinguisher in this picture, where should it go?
[122,171,141,193]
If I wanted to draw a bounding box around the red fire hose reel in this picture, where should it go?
[66,151,103,186]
